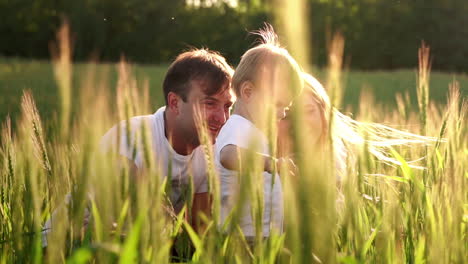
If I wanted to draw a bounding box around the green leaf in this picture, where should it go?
[361,222,381,257]
[338,256,359,264]
[390,148,425,191]
[183,220,203,261]
[415,237,426,264]
[66,248,93,264]
[171,205,186,237]
[91,200,103,242]
[113,198,130,243]
[119,212,144,264]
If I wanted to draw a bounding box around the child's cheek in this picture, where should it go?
[276,108,286,121]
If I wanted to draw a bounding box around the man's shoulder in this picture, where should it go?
[108,114,156,138]
[100,108,165,153]
[108,107,164,137]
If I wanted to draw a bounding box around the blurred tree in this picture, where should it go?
[0,0,466,71]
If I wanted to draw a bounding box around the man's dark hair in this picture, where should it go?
[163,49,234,104]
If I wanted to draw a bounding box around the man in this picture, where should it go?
[42,49,234,249]
[100,49,235,229]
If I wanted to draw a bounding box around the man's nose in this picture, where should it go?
[214,108,228,124]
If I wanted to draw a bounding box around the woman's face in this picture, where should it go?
[278,88,324,156]
[302,89,324,146]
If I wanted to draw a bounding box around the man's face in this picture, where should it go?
[178,79,234,145]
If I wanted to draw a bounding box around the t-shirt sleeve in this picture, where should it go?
[195,173,208,193]
[100,121,133,160]
[215,117,263,156]
[99,118,149,168]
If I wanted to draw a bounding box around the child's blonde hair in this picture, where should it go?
[232,24,303,97]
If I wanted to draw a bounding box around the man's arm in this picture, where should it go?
[191,192,212,234]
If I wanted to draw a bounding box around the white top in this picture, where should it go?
[100,107,208,213]
[214,114,283,237]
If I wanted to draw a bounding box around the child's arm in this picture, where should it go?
[219,144,276,173]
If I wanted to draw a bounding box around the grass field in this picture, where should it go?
[0,25,467,263]
[1,57,467,126]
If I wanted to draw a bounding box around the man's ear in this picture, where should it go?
[240,81,254,101]
[167,92,181,114]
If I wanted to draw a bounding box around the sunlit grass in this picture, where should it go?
[1,53,467,264]
[1,2,467,263]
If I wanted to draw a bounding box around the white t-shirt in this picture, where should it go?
[214,114,283,237]
[100,107,208,213]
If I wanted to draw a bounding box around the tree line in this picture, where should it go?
[1,0,467,71]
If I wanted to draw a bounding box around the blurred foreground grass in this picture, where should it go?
[0,53,466,263]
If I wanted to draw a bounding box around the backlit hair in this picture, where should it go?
[300,72,439,172]
[232,24,303,97]
[163,49,234,104]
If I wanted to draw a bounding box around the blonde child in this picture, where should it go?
[214,25,303,240]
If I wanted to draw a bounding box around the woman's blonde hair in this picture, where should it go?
[300,72,439,171]
[301,73,331,145]
[232,24,303,97]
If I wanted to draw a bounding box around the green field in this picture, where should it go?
[1,58,467,126]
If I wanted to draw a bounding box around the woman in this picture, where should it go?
[278,72,438,183]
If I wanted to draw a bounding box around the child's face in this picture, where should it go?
[252,68,293,121]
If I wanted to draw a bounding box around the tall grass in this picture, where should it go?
[1,7,467,264]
